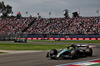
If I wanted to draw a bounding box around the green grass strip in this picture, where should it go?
[88,63,100,66]
[0,43,69,50]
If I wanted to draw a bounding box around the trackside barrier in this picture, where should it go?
[66,38,71,40]
[54,38,59,40]
[33,38,37,40]
[60,38,65,40]
[27,38,100,40]
[97,38,100,40]
[44,38,48,40]
[27,38,31,40]
[78,38,83,40]
[91,38,96,40]
[38,38,42,40]
[49,38,53,40]
[72,38,77,40]
[85,38,90,40]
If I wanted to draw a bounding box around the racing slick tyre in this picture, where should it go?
[25,39,27,43]
[71,50,79,59]
[85,48,93,56]
[50,49,57,59]
[14,40,17,43]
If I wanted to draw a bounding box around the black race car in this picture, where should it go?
[46,44,93,59]
[14,33,27,43]
[14,38,27,43]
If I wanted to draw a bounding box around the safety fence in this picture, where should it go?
[27,35,100,40]
[27,37,100,40]
[0,34,100,41]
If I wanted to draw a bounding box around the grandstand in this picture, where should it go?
[0,17,36,40]
[0,17,100,41]
[26,17,100,35]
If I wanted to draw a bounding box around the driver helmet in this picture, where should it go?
[71,43,75,46]
[71,43,77,48]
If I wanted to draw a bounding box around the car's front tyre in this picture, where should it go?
[71,50,79,59]
[50,49,57,59]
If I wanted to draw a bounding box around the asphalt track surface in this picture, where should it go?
[0,42,100,66]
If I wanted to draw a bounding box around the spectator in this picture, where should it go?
[26,17,99,35]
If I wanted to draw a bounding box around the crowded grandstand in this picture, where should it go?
[26,17,100,35]
[0,17,100,36]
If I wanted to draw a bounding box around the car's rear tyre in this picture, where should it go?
[14,40,17,43]
[85,48,93,56]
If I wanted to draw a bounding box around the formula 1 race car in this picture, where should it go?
[46,44,93,59]
[14,38,27,43]
[14,33,27,43]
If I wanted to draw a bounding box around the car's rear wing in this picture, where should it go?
[77,44,89,47]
